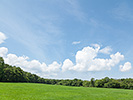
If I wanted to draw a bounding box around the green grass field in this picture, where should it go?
[0,83,132,100]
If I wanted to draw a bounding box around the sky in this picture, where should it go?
[0,0,133,80]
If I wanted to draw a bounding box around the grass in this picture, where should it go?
[0,83,133,100]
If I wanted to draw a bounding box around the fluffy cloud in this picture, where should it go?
[89,52,124,71]
[0,32,7,44]
[73,45,99,71]
[62,59,74,72]
[47,61,61,73]
[62,45,124,72]
[0,47,8,57]
[0,34,131,77]
[119,62,132,72]
[1,48,61,77]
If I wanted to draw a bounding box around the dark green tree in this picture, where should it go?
[90,78,95,87]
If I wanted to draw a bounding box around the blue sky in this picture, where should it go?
[0,0,133,80]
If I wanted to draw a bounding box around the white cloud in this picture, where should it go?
[72,41,81,45]
[2,47,61,77]
[0,32,7,44]
[73,46,99,71]
[0,47,8,57]
[88,52,124,71]
[0,40,131,77]
[47,61,61,73]
[62,45,124,72]
[91,44,100,49]
[108,52,124,67]
[120,62,132,72]
[62,59,74,72]
[99,46,112,54]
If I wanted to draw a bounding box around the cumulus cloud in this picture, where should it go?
[1,44,126,76]
[90,52,124,71]
[47,61,61,73]
[62,45,124,72]
[99,46,112,54]
[0,47,8,57]
[0,32,7,44]
[0,34,131,77]
[119,62,132,72]
[62,59,74,72]
[1,47,61,77]
[72,41,81,45]
[73,45,100,71]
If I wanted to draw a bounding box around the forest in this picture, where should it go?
[0,57,133,89]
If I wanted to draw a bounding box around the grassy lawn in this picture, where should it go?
[0,83,132,100]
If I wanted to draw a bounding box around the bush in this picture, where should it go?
[120,82,128,89]
[103,81,120,88]
[128,83,133,89]
[83,81,90,87]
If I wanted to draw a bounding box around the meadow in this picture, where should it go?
[0,83,132,100]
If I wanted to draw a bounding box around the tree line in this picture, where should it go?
[0,57,133,89]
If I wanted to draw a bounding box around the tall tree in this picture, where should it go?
[90,78,95,87]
